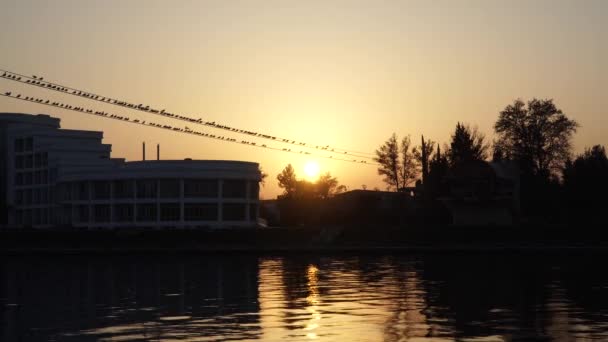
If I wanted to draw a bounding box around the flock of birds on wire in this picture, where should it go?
[0,70,375,161]
[0,70,376,165]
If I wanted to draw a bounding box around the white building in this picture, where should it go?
[0,113,261,229]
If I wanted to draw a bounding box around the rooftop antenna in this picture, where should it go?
[157,144,160,161]
[142,141,146,161]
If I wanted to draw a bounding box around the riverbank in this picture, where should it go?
[1,225,607,254]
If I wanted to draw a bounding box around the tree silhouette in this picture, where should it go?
[562,145,608,223]
[374,133,402,190]
[375,134,419,191]
[449,123,489,167]
[277,164,297,197]
[413,135,435,185]
[494,98,578,178]
[316,172,346,199]
[399,135,418,189]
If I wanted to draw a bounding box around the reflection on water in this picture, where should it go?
[1,254,608,341]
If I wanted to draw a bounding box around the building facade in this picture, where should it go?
[442,160,520,226]
[0,113,261,229]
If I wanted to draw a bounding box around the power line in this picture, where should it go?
[0,91,379,166]
[0,68,377,159]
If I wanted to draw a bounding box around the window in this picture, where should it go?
[136,203,156,222]
[114,204,134,222]
[32,188,40,204]
[15,173,23,186]
[160,203,180,221]
[77,182,89,200]
[34,171,41,185]
[25,154,33,168]
[92,181,111,200]
[42,170,48,184]
[184,179,217,198]
[114,180,134,199]
[184,203,217,221]
[23,209,32,225]
[222,203,246,221]
[76,205,89,222]
[25,137,33,151]
[14,138,24,152]
[24,189,32,205]
[93,205,111,223]
[34,153,42,168]
[222,180,246,199]
[15,190,23,205]
[42,152,48,166]
[15,156,24,169]
[160,179,180,198]
[40,188,49,203]
[136,180,157,199]
[249,182,259,199]
[75,205,89,223]
[15,210,23,224]
[23,172,32,185]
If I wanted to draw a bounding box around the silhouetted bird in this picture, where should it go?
[4,92,10,96]
[32,75,37,79]
[16,94,20,98]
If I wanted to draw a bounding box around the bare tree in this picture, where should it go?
[399,135,418,187]
[375,133,401,190]
[494,98,578,177]
[277,164,297,197]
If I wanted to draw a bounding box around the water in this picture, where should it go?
[1,253,607,341]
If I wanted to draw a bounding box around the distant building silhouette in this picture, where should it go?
[441,160,520,226]
[0,113,261,229]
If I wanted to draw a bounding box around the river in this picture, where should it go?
[1,253,607,341]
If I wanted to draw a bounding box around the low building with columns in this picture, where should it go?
[0,112,262,229]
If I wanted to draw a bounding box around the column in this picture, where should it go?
[179,179,184,228]
[217,179,223,224]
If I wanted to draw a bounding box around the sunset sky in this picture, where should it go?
[1,0,606,198]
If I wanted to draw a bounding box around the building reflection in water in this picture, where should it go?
[1,254,608,341]
[1,256,262,341]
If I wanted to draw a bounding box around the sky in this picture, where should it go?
[1,0,606,198]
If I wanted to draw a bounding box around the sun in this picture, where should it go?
[304,161,320,180]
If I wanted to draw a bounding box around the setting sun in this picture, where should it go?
[304,161,320,180]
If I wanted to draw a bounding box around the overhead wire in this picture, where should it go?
[0,91,378,166]
[0,68,376,160]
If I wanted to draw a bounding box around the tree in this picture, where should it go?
[449,122,489,166]
[316,172,340,199]
[259,166,268,186]
[374,133,401,190]
[400,135,418,188]
[413,135,435,185]
[277,164,297,197]
[375,133,419,191]
[562,145,608,222]
[494,98,578,178]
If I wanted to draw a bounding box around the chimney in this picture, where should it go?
[157,144,160,161]
[142,142,146,161]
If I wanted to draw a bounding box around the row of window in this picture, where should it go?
[14,188,51,205]
[14,137,34,153]
[15,152,48,169]
[68,203,257,223]
[15,170,49,186]
[58,179,258,200]
[15,208,50,225]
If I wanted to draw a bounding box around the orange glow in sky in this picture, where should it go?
[1,0,606,198]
